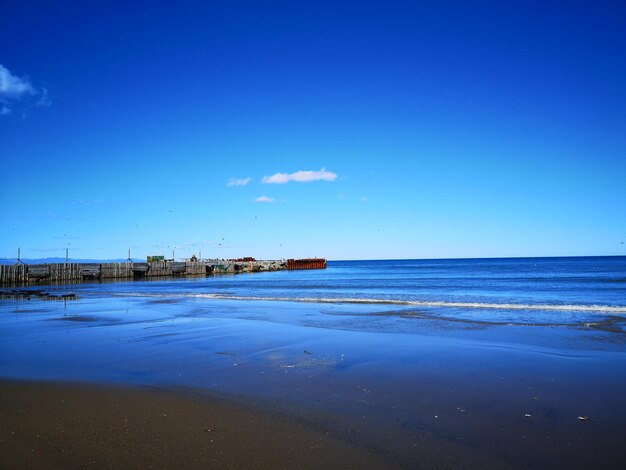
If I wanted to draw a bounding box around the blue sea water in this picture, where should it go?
[57,256,626,327]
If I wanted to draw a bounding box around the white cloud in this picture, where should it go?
[255,196,275,203]
[262,168,337,184]
[0,64,35,100]
[226,177,251,187]
[0,65,50,115]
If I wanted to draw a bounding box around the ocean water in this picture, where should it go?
[2,256,626,467]
[55,255,626,326]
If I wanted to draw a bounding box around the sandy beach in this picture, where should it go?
[0,380,393,469]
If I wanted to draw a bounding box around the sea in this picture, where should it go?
[2,256,626,467]
[58,255,626,324]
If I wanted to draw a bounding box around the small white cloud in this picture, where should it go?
[255,196,275,203]
[0,64,35,100]
[262,168,337,184]
[0,106,11,116]
[361,196,369,203]
[226,177,251,187]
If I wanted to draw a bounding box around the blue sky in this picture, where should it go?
[1,1,625,261]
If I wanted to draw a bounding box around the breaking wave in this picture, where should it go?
[188,293,626,313]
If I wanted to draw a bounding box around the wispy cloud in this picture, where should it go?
[36,87,51,107]
[0,64,50,116]
[255,196,275,203]
[70,198,104,206]
[226,177,251,187]
[262,168,337,184]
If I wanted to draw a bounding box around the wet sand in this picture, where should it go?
[0,380,393,469]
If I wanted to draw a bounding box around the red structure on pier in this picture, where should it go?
[287,258,327,270]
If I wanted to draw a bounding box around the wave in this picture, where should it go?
[187,293,626,313]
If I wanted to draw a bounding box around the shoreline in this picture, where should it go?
[0,379,394,469]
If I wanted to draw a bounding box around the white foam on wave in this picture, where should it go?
[190,293,626,313]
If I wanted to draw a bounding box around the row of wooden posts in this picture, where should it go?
[0,259,326,285]
[0,262,136,285]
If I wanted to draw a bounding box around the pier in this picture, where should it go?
[0,258,326,285]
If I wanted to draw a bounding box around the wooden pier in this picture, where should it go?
[0,257,326,285]
[0,260,283,285]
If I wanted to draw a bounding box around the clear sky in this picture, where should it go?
[1,1,625,261]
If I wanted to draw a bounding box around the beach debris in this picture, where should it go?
[525,414,532,418]
[577,416,590,421]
